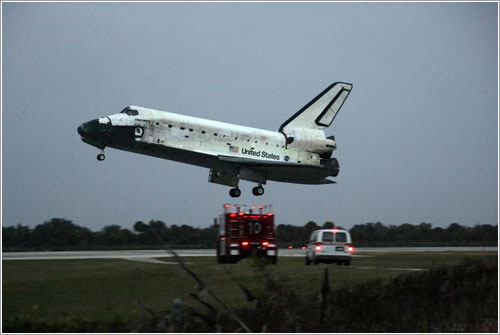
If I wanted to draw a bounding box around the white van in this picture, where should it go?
[305,229,354,265]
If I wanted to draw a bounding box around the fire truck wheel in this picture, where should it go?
[252,186,265,196]
[229,188,241,197]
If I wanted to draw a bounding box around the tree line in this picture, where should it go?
[2,218,497,251]
[276,221,497,247]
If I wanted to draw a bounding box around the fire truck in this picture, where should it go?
[215,204,277,264]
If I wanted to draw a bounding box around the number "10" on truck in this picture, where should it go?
[215,204,277,264]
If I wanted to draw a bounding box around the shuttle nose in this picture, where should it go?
[77,119,99,138]
[77,124,86,137]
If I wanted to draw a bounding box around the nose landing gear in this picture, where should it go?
[97,151,105,161]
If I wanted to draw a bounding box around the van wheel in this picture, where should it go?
[345,261,351,266]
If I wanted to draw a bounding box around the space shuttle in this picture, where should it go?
[77,82,352,197]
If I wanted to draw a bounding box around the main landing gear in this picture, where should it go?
[229,185,265,198]
[252,185,265,196]
[229,188,241,198]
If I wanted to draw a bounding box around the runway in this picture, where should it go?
[2,246,496,261]
[2,249,213,261]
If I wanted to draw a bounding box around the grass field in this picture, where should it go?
[2,251,497,331]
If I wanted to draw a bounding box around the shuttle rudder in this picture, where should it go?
[279,82,352,132]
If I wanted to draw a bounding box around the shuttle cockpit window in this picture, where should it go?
[120,107,139,116]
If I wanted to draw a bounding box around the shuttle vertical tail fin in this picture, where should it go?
[279,82,352,132]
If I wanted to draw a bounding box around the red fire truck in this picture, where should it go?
[215,204,277,264]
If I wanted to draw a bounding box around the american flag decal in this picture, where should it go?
[229,145,239,153]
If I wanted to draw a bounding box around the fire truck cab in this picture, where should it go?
[215,204,277,264]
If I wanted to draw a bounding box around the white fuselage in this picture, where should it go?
[105,106,324,166]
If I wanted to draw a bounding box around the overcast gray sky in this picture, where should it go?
[2,2,498,232]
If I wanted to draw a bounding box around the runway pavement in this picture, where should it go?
[2,249,213,261]
[2,246,496,261]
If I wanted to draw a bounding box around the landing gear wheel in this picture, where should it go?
[229,188,241,198]
[252,185,265,196]
[97,153,105,161]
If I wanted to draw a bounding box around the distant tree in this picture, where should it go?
[351,222,392,244]
[2,224,33,250]
[392,223,415,243]
[149,220,167,232]
[416,223,433,241]
[177,225,197,244]
[323,221,335,229]
[470,224,498,243]
[277,224,307,245]
[447,223,463,232]
[303,221,319,239]
[96,225,137,246]
[350,221,498,247]
[198,225,219,247]
[149,220,168,241]
[350,223,371,242]
[32,218,92,249]
[133,220,164,245]
[430,226,445,243]
[133,221,149,233]
[167,224,182,243]
[446,223,469,243]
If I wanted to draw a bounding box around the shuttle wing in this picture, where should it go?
[217,155,337,184]
[217,155,319,168]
